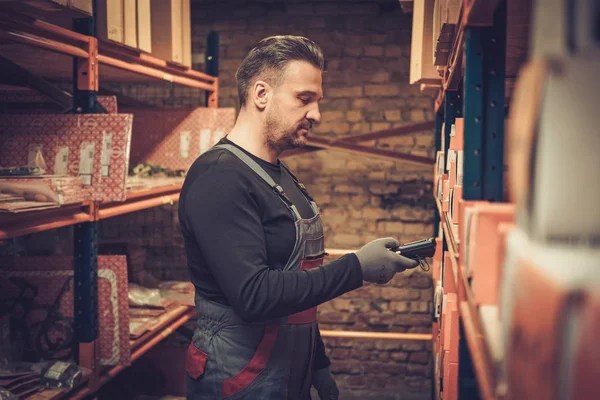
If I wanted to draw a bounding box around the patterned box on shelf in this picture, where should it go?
[0,256,130,366]
[125,107,236,172]
[0,114,133,201]
[0,176,85,205]
[97,96,119,114]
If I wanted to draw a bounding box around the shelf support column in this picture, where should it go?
[206,30,219,108]
[73,3,101,113]
[74,222,98,343]
[463,1,507,201]
[482,1,506,202]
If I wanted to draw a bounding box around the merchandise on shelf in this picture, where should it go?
[0,256,130,367]
[0,114,133,202]
[126,107,235,172]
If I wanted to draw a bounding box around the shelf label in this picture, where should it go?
[79,142,95,186]
[101,132,113,177]
[55,146,69,176]
[27,144,42,165]
[180,131,191,158]
[199,128,212,155]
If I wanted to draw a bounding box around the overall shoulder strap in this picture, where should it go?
[211,144,302,220]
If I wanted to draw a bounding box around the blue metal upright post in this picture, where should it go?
[463,1,507,201]
[443,91,462,168]
[463,27,485,200]
[482,1,506,202]
[73,222,98,342]
[206,31,219,107]
[72,0,99,345]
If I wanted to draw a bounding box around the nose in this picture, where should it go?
[306,103,321,124]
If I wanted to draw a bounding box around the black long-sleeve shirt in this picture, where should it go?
[179,137,363,369]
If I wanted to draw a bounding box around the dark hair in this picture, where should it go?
[235,35,324,108]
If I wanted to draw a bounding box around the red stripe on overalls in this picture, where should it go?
[287,257,324,324]
[222,324,280,397]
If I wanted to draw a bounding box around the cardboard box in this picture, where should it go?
[137,0,152,53]
[124,107,235,172]
[181,0,191,67]
[150,0,183,63]
[467,203,515,301]
[0,114,133,202]
[442,252,456,293]
[97,0,124,44]
[443,293,459,363]
[69,0,92,14]
[410,0,440,84]
[123,0,137,48]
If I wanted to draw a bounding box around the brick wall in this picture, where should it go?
[99,1,437,398]
[0,1,437,398]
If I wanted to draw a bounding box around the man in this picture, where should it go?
[179,35,419,400]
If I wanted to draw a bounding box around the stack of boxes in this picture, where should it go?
[97,0,192,66]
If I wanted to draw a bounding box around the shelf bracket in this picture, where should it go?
[73,12,101,113]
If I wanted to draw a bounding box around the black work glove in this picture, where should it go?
[313,368,339,400]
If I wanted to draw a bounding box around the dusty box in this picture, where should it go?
[123,0,137,48]
[150,0,183,64]
[97,0,124,44]
[137,0,152,53]
[410,0,440,84]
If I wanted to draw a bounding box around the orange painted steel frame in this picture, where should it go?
[0,10,218,105]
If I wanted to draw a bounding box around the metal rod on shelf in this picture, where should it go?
[320,330,432,341]
[99,42,217,84]
[307,136,434,166]
[0,212,90,240]
[97,55,215,91]
[0,11,91,44]
[0,29,89,58]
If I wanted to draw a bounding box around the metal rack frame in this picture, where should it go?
[433,1,509,399]
[0,3,219,397]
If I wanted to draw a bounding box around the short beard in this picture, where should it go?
[265,108,306,153]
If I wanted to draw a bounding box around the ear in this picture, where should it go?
[251,80,270,110]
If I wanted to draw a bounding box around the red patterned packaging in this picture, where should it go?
[97,96,118,114]
[0,256,131,366]
[0,176,85,205]
[0,114,133,202]
[125,107,235,172]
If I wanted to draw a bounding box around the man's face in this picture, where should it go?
[264,60,323,152]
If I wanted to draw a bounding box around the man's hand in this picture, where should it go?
[355,237,420,284]
[313,368,339,400]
